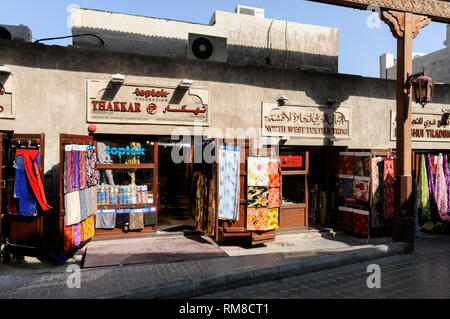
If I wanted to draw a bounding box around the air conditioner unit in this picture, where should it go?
[0,24,32,42]
[187,33,227,63]
[235,5,265,18]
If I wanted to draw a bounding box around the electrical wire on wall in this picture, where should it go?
[34,33,105,45]
[265,18,276,65]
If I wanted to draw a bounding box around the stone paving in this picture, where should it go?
[196,232,450,299]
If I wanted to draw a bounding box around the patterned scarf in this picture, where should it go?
[435,154,449,222]
[417,154,430,223]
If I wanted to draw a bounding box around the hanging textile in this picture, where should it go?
[129,213,144,230]
[444,155,450,215]
[339,154,355,175]
[206,174,216,236]
[86,145,99,187]
[218,145,240,220]
[247,157,270,186]
[6,179,19,214]
[354,154,370,177]
[194,172,206,231]
[64,223,74,251]
[115,212,130,229]
[64,145,74,193]
[268,187,281,208]
[435,154,449,223]
[268,159,281,187]
[338,206,353,232]
[268,208,279,230]
[86,186,98,217]
[72,148,80,190]
[95,210,116,229]
[246,207,269,231]
[81,215,95,241]
[427,154,442,223]
[353,209,369,236]
[353,176,370,202]
[384,157,395,220]
[78,146,87,190]
[370,157,384,228]
[73,223,81,246]
[64,191,81,226]
[13,154,37,216]
[417,154,430,223]
[338,176,353,199]
[247,186,269,208]
[15,149,52,211]
[79,189,89,221]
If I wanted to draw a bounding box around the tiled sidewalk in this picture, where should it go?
[0,232,403,299]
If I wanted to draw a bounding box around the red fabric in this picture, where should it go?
[353,212,369,236]
[15,149,52,211]
[64,224,73,251]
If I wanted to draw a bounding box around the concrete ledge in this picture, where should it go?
[99,242,407,299]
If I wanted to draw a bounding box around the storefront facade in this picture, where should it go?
[1,39,450,262]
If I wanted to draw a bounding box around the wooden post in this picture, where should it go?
[381,11,430,250]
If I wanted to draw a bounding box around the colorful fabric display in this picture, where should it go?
[129,213,144,230]
[427,154,441,223]
[15,149,52,212]
[64,191,81,226]
[268,187,281,208]
[338,176,353,199]
[78,146,87,190]
[353,209,369,236]
[354,154,370,177]
[268,159,281,187]
[13,154,37,216]
[384,157,395,219]
[444,155,450,215]
[86,186,98,216]
[339,154,355,175]
[370,157,384,228]
[247,186,269,208]
[64,223,74,251]
[218,145,241,220]
[95,210,116,229]
[435,154,449,222]
[417,154,430,223]
[72,149,80,190]
[64,145,74,193]
[268,208,279,230]
[337,206,353,232]
[247,157,270,186]
[247,207,269,231]
[353,176,370,202]
[86,145,99,187]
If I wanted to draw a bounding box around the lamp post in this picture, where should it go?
[407,69,435,107]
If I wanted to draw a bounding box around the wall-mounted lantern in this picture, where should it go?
[406,68,434,107]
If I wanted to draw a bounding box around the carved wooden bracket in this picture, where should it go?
[381,10,431,39]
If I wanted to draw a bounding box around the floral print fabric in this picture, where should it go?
[268,159,281,187]
[218,145,241,220]
[417,154,430,223]
[268,187,281,208]
[435,154,449,222]
[247,157,270,186]
[354,155,370,177]
[353,210,369,236]
[353,176,370,202]
[384,157,395,220]
[370,157,384,228]
[247,186,269,208]
[338,177,353,199]
[268,208,279,230]
[247,207,269,231]
[339,155,355,175]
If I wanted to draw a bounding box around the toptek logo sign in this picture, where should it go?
[105,145,146,157]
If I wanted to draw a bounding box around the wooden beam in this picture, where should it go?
[307,0,450,23]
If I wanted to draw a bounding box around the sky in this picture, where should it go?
[1,0,447,78]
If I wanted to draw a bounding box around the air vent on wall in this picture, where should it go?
[234,5,265,18]
[187,33,227,63]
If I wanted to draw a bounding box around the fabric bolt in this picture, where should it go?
[13,155,36,216]
[129,213,144,230]
[338,177,353,199]
[435,154,449,222]
[78,149,87,190]
[95,211,116,229]
[268,208,279,230]
[143,211,157,226]
[268,187,281,208]
[353,177,370,202]
[427,154,442,223]
[339,155,355,175]
[247,186,269,208]
[79,189,89,221]
[86,146,99,187]
[384,157,395,220]
[268,159,281,188]
[246,207,269,231]
[73,223,81,246]
[354,156,370,176]
[218,145,241,220]
[370,157,384,228]
[417,154,431,224]
[115,213,130,229]
[72,150,80,190]
[247,157,270,186]
[353,211,369,236]
[81,215,95,241]
[64,191,81,226]
[15,149,52,212]
[64,147,74,193]
[64,224,74,251]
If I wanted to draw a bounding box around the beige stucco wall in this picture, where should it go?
[0,40,450,179]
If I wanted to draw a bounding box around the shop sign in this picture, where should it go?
[0,75,15,119]
[262,102,351,139]
[87,80,209,126]
[279,155,304,168]
[390,111,450,142]
[105,145,146,157]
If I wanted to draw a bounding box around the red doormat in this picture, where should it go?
[82,234,228,268]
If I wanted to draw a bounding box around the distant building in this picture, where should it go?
[70,6,339,73]
[380,24,450,84]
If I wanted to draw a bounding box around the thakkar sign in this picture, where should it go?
[86,80,209,126]
[262,102,351,139]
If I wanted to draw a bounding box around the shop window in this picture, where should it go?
[281,175,306,205]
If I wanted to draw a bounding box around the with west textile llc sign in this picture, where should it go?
[86,79,210,126]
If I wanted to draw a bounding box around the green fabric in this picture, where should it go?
[418,154,431,222]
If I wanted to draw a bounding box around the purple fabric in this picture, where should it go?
[64,150,73,193]
[436,154,449,222]
[427,154,442,223]
[444,155,450,214]
[72,150,80,189]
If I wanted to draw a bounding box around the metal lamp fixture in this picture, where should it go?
[111,73,125,84]
[277,95,288,106]
[179,79,194,88]
[406,68,434,107]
